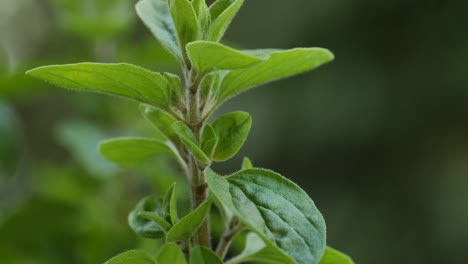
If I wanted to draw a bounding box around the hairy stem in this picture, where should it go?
[216,219,243,259]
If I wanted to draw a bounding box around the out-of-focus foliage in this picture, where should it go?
[1,0,468,263]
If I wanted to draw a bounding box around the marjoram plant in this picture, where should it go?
[27,0,354,263]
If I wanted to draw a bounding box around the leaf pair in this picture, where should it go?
[129,184,212,243]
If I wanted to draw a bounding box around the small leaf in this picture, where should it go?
[319,247,354,264]
[164,72,184,105]
[98,137,174,167]
[129,196,167,239]
[166,198,212,242]
[104,249,157,264]
[211,111,252,161]
[241,157,253,169]
[171,121,211,164]
[136,0,183,63]
[219,48,334,103]
[26,63,172,109]
[206,169,326,264]
[163,183,179,224]
[156,243,187,264]
[207,0,244,41]
[192,0,210,34]
[139,211,172,231]
[140,104,180,144]
[169,0,200,56]
[190,246,223,264]
[186,41,263,74]
[200,124,218,158]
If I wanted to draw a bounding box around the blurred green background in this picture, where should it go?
[1,0,468,263]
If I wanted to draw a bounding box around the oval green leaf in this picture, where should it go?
[211,111,252,161]
[186,41,264,74]
[206,169,326,264]
[140,104,180,144]
[129,196,167,239]
[136,0,183,63]
[169,0,200,57]
[190,246,223,264]
[163,183,179,224]
[319,247,354,264]
[166,198,212,242]
[104,249,157,264]
[156,243,187,264]
[98,137,174,168]
[26,63,172,109]
[207,0,244,41]
[219,48,334,103]
[200,124,218,158]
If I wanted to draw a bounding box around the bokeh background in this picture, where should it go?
[1,0,468,263]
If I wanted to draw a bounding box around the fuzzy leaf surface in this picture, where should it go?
[200,124,218,158]
[163,183,179,224]
[187,41,263,74]
[98,137,173,167]
[219,48,334,103]
[104,249,157,264]
[156,243,187,264]
[166,198,212,242]
[207,0,244,41]
[207,169,326,264]
[319,247,354,264]
[140,105,180,144]
[136,0,183,62]
[211,111,252,161]
[171,121,210,164]
[190,246,223,264]
[26,63,172,109]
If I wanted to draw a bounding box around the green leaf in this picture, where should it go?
[200,124,218,158]
[186,41,264,74]
[192,0,210,34]
[319,247,354,264]
[190,246,223,264]
[98,137,174,167]
[166,198,212,242]
[169,0,200,56]
[128,196,167,239]
[219,48,334,103]
[206,169,327,264]
[207,0,244,41]
[140,104,180,144]
[163,183,179,224]
[211,111,252,161]
[156,243,187,264]
[136,0,183,63]
[139,211,172,231]
[104,249,157,264]
[26,63,173,109]
[228,232,294,264]
[171,121,211,164]
[241,157,253,170]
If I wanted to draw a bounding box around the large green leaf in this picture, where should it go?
[136,0,183,63]
[156,243,187,264]
[319,247,354,264]
[104,249,157,264]
[190,246,223,264]
[166,198,212,242]
[207,0,244,41]
[98,137,174,167]
[171,121,211,164]
[128,195,167,239]
[140,104,180,144]
[169,0,200,55]
[219,48,334,103]
[26,63,172,109]
[211,111,252,161]
[186,41,263,74]
[207,169,326,264]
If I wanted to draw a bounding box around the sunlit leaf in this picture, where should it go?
[169,0,200,57]
[190,246,223,264]
[104,249,157,264]
[200,124,218,158]
[171,121,211,164]
[156,243,187,264]
[319,247,354,264]
[207,0,244,41]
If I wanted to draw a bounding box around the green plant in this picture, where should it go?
[26,0,353,263]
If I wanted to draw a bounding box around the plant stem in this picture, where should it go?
[216,219,243,259]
